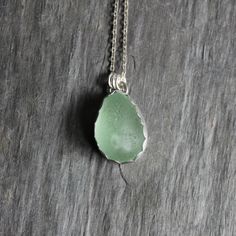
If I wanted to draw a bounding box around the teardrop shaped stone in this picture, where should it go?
[95,91,147,164]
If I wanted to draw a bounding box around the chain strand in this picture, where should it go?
[122,0,129,77]
[110,0,129,76]
[110,0,119,73]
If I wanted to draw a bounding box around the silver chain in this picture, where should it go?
[109,0,129,93]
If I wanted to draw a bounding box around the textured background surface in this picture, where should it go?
[0,0,236,235]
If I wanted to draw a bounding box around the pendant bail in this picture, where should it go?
[108,73,129,94]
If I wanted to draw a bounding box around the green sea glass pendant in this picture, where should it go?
[94,90,147,164]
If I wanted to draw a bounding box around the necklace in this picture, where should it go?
[94,0,148,164]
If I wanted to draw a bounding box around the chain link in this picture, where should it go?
[110,0,119,73]
[110,0,129,77]
[122,0,129,77]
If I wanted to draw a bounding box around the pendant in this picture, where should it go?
[94,81,147,164]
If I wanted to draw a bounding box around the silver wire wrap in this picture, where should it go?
[108,73,128,94]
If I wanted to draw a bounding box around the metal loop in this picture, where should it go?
[108,73,128,94]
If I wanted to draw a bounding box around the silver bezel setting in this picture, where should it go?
[94,90,148,164]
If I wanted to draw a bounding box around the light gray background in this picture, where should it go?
[0,0,236,235]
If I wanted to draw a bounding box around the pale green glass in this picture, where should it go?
[95,91,146,163]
